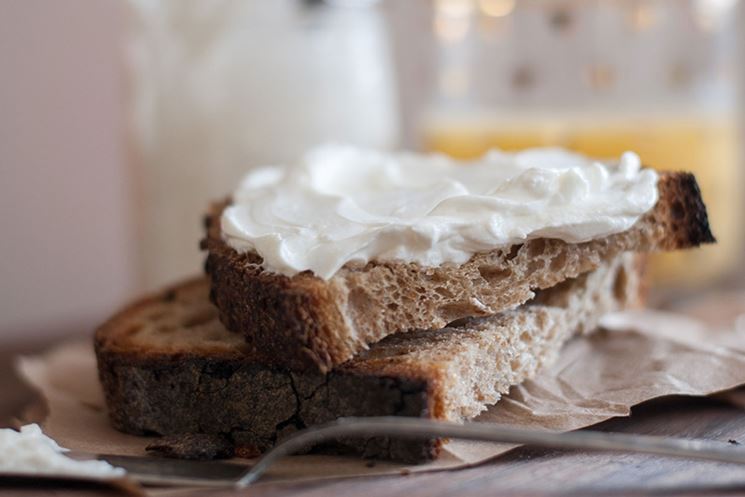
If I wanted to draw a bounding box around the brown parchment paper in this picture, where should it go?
[15,307,745,487]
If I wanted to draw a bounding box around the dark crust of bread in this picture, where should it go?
[203,172,714,372]
[96,254,637,464]
[95,306,440,463]
[662,172,715,248]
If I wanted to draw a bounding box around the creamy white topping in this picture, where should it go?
[0,424,125,478]
[222,145,658,279]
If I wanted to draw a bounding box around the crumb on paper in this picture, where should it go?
[146,433,234,460]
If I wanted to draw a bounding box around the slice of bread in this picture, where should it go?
[203,171,713,372]
[96,255,641,463]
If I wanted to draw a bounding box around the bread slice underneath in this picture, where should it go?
[96,254,641,463]
[204,171,712,372]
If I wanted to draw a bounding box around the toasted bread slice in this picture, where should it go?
[203,171,712,372]
[96,255,641,462]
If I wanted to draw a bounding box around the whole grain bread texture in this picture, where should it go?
[96,254,641,463]
[203,171,713,372]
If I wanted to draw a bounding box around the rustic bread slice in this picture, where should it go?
[203,171,712,372]
[96,254,641,463]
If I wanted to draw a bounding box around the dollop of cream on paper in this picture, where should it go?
[0,424,124,478]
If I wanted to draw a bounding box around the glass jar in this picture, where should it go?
[126,0,398,290]
[391,0,743,290]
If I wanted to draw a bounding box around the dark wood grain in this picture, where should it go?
[192,397,745,497]
[3,331,745,496]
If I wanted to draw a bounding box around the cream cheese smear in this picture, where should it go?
[0,424,124,478]
[222,145,658,279]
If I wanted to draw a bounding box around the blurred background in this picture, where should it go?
[1,0,744,347]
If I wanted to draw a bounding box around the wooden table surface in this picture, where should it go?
[3,290,745,497]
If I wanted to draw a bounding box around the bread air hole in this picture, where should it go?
[505,244,521,261]
[348,288,371,317]
[527,258,545,273]
[434,286,454,298]
[549,252,567,272]
[527,239,547,258]
[438,301,486,322]
[613,265,629,302]
[477,265,512,283]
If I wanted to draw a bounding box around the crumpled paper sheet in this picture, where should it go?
[15,306,745,487]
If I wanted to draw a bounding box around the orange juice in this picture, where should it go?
[423,113,741,287]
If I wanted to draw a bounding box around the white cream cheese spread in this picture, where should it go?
[0,424,125,478]
[222,145,658,279]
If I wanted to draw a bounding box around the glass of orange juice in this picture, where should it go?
[391,0,743,290]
